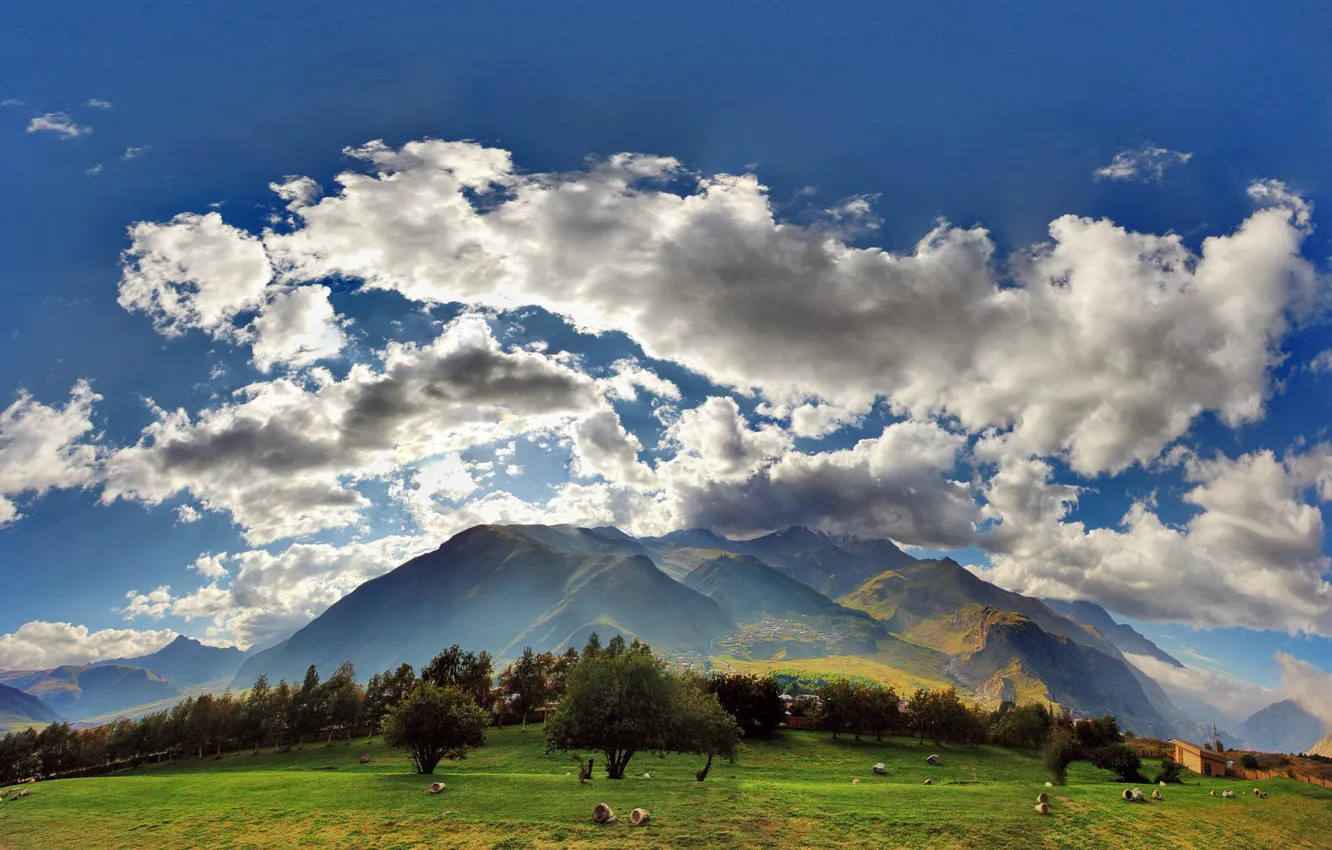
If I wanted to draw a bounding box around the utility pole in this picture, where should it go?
[1212,723,1219,753]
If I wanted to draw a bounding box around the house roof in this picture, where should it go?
[1172,739,1229,761]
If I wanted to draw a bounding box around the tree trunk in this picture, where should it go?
[697,752,714,782]
[604,749,635,779]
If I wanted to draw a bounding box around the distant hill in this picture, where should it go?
[645,525,918,597]
[1308,734,1332,758]
[233,524,732,686]
[1238,700,1325,754]
[97,635,247,686]
[1,681,59,730]
[684,554,858,621]
[0,665,179,722]
[1041,599,1182,667]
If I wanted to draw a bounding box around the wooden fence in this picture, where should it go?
[1229,765,1332,788]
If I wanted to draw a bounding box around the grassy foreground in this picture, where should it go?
[1,727,1329,849]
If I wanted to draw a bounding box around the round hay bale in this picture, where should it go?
[926,754,941,766]
[873,763,887,775]
[923,779,933,785]
[1034,802,1049,815]
[1045,781,1053,787]
[630,808,650,826]
[642,772,650,779]
[1036,792,1049,804]
[359,754,370,764]
[1222,790,1235,798]
[1159,781,1166,787]
[1252,788,1261,797]
[593,803,614,824]
[1209,790,1217,797]
[852,778,861,784]
[428,782,445,794]
[1122,788,1134,801]
[1152,789,1163,800]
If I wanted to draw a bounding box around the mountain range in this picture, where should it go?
[1237,700,1326,754]
[97,635,248,686]
[231,523,1184,739]
[1,682,59,730]
[0,665,180,722]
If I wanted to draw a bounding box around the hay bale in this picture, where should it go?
[1152,789,1163,800]
[1122,788,1144,802]
[873,763,887,775]
[926,754,941,766]
[1252,788,1262,798]
[630,808,650,826]
[923,779,933,785]
[1045,781,1053,787]
[359,754,370,764]
[1222,790,1235,798]
[852,778,861,784]
[1036,792,1049,804]
[428,782,445,794]
[1034,802,1049,815]
[642,772,651,779]
[1209,790,1217,797]
[593,803,615,824]
[1159,781,1166,787]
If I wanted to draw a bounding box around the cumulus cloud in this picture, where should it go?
[85,98,112,109]
[26,112,90,138]
[247,285,347,372]
[1310,350,1332,374]
[0,381,103,525]
[120,144,152,161]
[242,139,1322,476]
[1094,144,1192,182]
[569,410,657,487]
[136,535,430,648]
[101,314,607,543]
[118,211,272,338]
[599,359,681,403]
[122,585,173,619]
[1276,653,1332,730]
[0,621,175,670]
[979,448,1332,636]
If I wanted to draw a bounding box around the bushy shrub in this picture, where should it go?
[1239,754,1259,770]
[1093,743,1145,783]
[1152,755,1184,784]
[1042,726,1078,786]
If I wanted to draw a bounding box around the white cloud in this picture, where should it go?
[238,139,1321,477]
[26,112,91,138]
[190,553,229,580]
[1276,653,1332,730]
[1,98,25,107]
[101,314,607,543]
[979,448,1332,636]
[569,410,656,487]
[121,585,173,619]
[84,98,112,109]
[1094,144,1192,182]
[1308,349,1332,375]
[1125,653,1275,722]
[85,163,103,175]
[118,211,272,338]
[0,381,102,526]
[120,144,152,161]
[142,535,430,648]
[0,621,175,670]
[175,504,201,523]
[247,285,346,372]
[600,359,681,402]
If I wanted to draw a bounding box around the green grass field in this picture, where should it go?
[2,727,1329,849]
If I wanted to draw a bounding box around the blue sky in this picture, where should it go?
[2,1,1331,722]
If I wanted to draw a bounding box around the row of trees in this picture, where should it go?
[814,681,991,746]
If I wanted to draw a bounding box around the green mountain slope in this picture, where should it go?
[0,665,179,722]
[1041,598,1182,667]
[233,524,732,686]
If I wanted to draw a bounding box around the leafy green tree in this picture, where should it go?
[992,702,1053,750]
[863,686,902,741]
[708,673,785,738]
[501,647,548,730]
[381,683,489,774]
[384,663,417,706]
[1042,725,1078,786]
[1154,754,1185,783]
[1239,753,1259,770]
[243,674,273,750]
[422,645,495,709]
[817,679,860,739]
[677,675,742,781]
[321,661,363,743]
[294,665,325,743]
[546,639,683,779]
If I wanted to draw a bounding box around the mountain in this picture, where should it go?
[1041,599,1182,667]
[233,524,732,686]
[839,559,1178,737]
[1308,734,1332,758]
[97,635,247,686]
[948,607,1175,738]
[1237,700,1326,754]
[684,554,859,622]
[0,665,180,722]
[839,558,1121,658]
[645,525,919,597]
[0,682,60,729]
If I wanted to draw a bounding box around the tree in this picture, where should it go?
[422,645,494,709]
[676,675,742,781]
[1042,725,1078,786]
[501,647,548,730]
[1239,753,1259,770]
[383,663,417,707]
[1074,715,1123,757]
[1093,743,1145,783]
[818,679,860,739]
[381,683,489,774]
[242,674,273,751]
[992,702,1053,750]
[545,638,681,779]
[322,661,363,743]
[864,687,902,741]
[293,665,324,744]
[1154,754,1185,784]
[708,673,785,738]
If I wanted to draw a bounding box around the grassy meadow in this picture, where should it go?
[3,727,1329,849]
